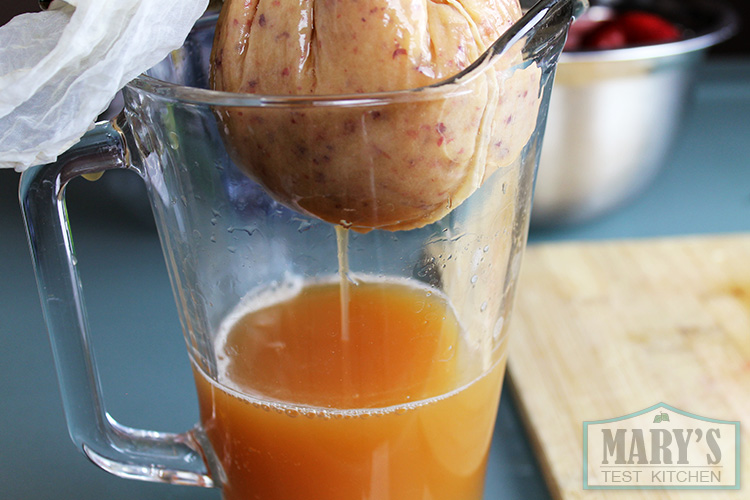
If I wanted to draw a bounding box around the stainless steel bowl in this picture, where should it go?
[531,0,738,227]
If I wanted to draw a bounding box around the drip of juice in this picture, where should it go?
[335,225,351,341]
[194,279,506,500]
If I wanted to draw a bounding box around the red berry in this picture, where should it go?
[618,11,682,45]
[564,18,601,51]
[581,21,628,50]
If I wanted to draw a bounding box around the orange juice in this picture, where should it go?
[193,279,505,500]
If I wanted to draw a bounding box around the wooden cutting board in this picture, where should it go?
[507,234,750,499]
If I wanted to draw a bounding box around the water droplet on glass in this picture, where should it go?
[470,275,478,284]
[227,246,236,254]
[168,131,179,149]
[228,225,257,237]
[483,245,490,253]
[480,301,488,312]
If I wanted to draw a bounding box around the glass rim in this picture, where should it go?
[125,0,582,107]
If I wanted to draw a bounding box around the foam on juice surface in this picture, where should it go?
[195,350,504,419]
[207,274,500,410]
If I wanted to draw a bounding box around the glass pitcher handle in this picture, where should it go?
[19,119,215,488]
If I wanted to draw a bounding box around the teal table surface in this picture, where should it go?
[1,58,748,500]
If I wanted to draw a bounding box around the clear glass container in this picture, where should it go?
[19,0,585,498]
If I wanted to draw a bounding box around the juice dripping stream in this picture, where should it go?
[335,225,355,399]
[335,225,351,342]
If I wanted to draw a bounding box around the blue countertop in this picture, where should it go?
[1,58,749,500]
